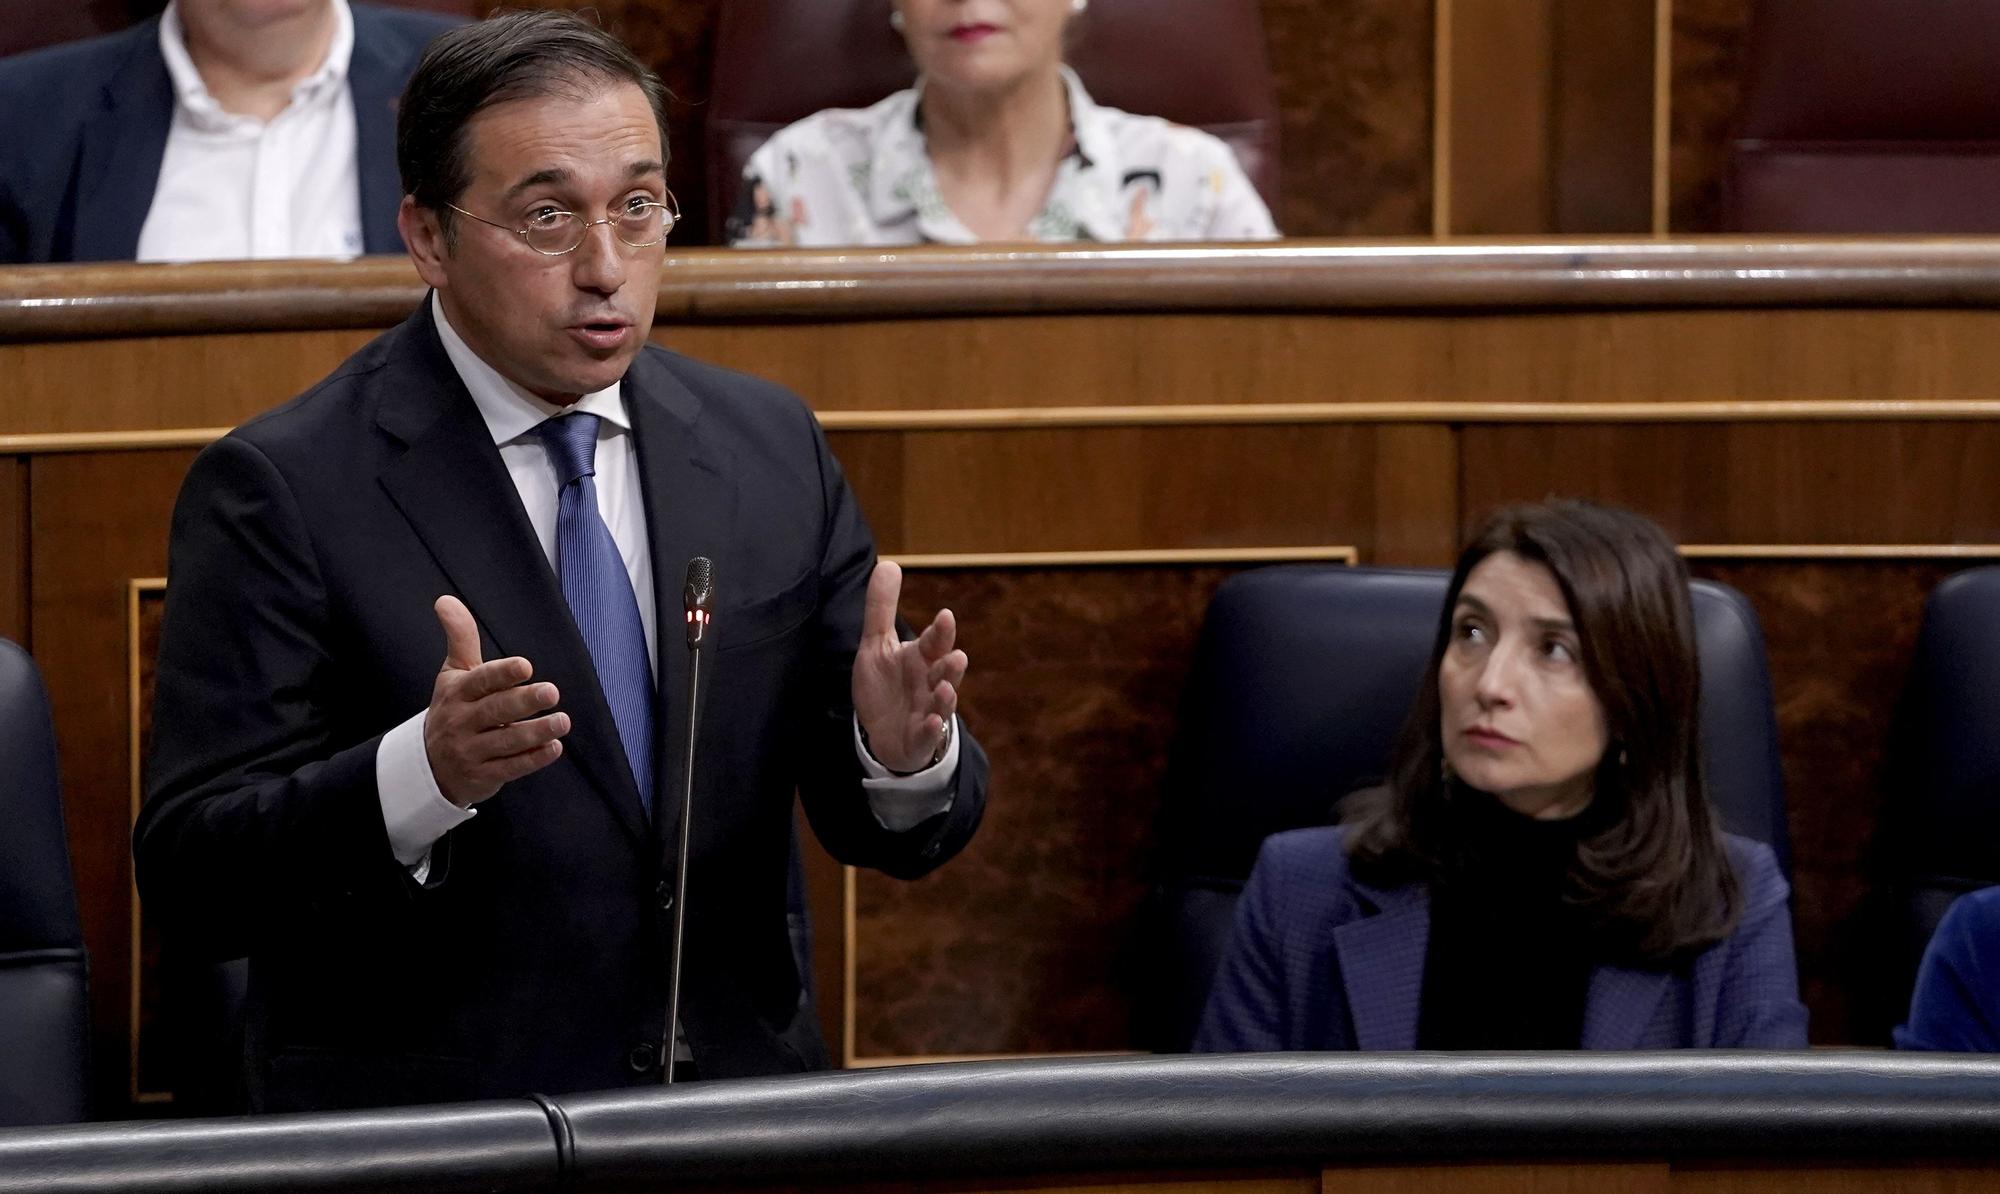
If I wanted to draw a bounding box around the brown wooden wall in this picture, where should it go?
[9,243,2000,1110]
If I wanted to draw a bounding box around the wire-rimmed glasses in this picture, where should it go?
[447,190,681,255]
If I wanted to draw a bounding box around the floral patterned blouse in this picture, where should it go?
[729,68,1278,246]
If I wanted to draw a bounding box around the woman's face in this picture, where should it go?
[895,0,1074,95]
[1438,551,1609,820]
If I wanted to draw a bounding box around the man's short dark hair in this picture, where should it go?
[396,10,671,233]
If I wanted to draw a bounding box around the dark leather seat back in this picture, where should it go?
[704,0,1280,239]
[1886,567,2000,993]
[1145,565,1792,1050]
[1724,0,2000,231]
[0,639,90,1126]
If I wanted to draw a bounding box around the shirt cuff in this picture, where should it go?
[377,707,476,876]
[854,713,960,832]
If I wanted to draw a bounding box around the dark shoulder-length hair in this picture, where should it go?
[1343,499,1741,964]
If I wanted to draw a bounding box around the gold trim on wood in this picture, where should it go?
[21,399,2000,457]
[846,1050,1143,1070]
[127,577,168,1106]
[0,430,230,454]
[1682,544,2000,560]
[888,547,1360,569]
[817,401,2000,431]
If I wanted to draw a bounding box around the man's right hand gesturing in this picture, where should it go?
[425,595,570,807]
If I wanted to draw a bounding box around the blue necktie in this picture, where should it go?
[533,413,655,817]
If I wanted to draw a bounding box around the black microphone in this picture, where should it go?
[662,556,714,1085]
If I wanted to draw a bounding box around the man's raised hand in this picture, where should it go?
[425,595,569,807]
[850,561,968,774]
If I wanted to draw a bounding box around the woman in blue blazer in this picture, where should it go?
[1195,501,1808,1052]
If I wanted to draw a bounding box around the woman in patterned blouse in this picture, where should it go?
[729,0,1279,246]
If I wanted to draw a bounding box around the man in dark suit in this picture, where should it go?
[0,0,457,263]
[135,11,985,1111]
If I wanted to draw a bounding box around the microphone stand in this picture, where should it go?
[663,558,713,1085]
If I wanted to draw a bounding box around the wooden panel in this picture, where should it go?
[1444,0,1653,235]
[1260,0,1434,236]
[32,247,2000,348]
[1323,1163,1670,1194]
[1551,0,1657,233]
[892,426,1382,555]
[2,330,376,436]
[1446,0,1556,234]
[1688,559,1960,1045]
[1372,424,1459,567]
[669,307,2000,420]
[1461,424,2000,545]
[0,458,24,645]
[29,450,198,1109]
[736,1173,1317,1194]
[1674,1166,2000,1194]
[853,563,1275,1058]
[1669,0,1756,232]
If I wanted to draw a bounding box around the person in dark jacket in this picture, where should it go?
[1196,501,1808,1052]
[0,0,457,263]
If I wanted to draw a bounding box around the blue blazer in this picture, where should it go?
[1897,884,2000,1052]
[0,5,458,264]
[1194,826,1809,1051]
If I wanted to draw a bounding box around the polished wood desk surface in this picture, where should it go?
[10,238,2000,342]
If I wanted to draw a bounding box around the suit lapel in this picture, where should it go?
[625,351,740,853]
[375,302,650,848]
[73,23,174,261]
[1581,963,1673,1049]
[1333,877,1430,1050]
[347,9,407,256]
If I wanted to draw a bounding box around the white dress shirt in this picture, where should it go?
[136,0,365,262]
[375,296,958,880]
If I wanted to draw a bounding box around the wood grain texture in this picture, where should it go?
[1446,0,1557,234]
[1258,0,1433,236]
[1551,0,1657,233]
[29,244,2000,346]
[851,565,1244,1057]
[730,1173,1317,1194]
[28,450,197,1110]
[0,459,24,646]
[1672,1167,2000,1194]
[1323,1163,1670,1194]
[1669,0,1755,232]
[1461,424,2000,545]
[1687,560,1960,1045]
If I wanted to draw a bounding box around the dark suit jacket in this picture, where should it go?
[135,299,987,1110]
[1193,827,1808,1052]
[0,5,456,263]
[1897,884,2000,1052]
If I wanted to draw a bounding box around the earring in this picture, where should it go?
[1071,0,1088,11]
[1440,756,1454,783]
[890,7,905,30]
